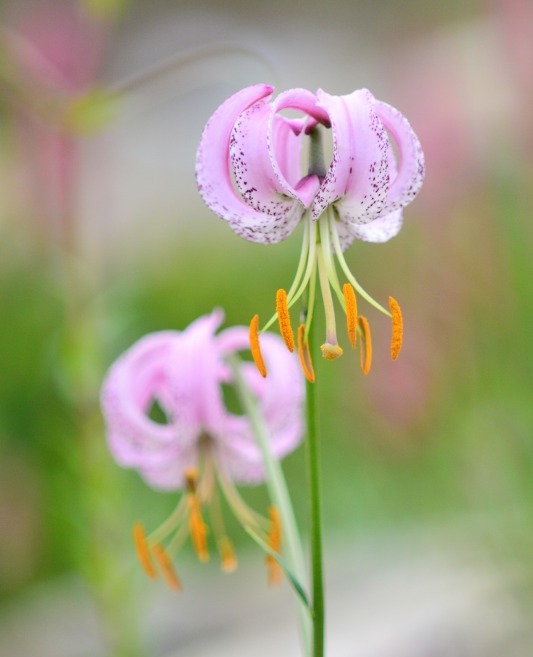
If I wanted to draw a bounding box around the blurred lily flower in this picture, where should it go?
[196,85,424,379]
[100,310,304,588]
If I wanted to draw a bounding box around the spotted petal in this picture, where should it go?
[313,89,392,224]
[344,208,404,243]
[374,100,425,214]
[230,101,307,215]
[196,84,303,245]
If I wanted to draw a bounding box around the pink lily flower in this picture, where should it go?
[196,85,424,378]
[101,310,303,587]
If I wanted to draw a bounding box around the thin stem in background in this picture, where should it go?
[228,356,311,657]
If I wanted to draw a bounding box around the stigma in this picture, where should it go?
[250,208,404,380]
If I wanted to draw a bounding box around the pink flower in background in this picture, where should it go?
[7,2,107,94]
[101,310,303,585]
[196,85,424,377]
[4,2,109,244]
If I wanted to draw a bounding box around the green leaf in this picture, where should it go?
[245,526,313,616]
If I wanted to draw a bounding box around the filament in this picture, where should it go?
[217,467,267,531]
[329,213,390,317]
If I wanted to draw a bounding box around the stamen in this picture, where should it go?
[133,522,157,579]
[265,506,283,587]
[389,296,403,360]
[297,324,315,383]
[185,469,209,562]
[152,544,182,591]
[358,316,373,375]
[217,467,266,531]
[329,210,390,317]
[343,283,358,349]
[219,536,238,573]
[249,314,267,378]
[276,289,295,352]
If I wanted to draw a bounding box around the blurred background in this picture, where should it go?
[0,0,532,655]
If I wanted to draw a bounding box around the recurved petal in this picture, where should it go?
[230,102,305,213]
[196,84,303,244]
[345,208,404,243]
[374,100,425,213]
[181,310,228,430]
[267,88,325,206]
[315,89,392,224]
[100,331,199,473]
[270,87,330,125]
[215,328,304,485]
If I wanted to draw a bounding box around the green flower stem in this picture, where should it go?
[228,356,311,657]
[306,325,325,657]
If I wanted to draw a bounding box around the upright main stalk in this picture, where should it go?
[305,325,324,657]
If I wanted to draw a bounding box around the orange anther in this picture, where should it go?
[187,492,209,562]
[219,536,238,573]
[276,289,295,352]
[358,316,372,375]
[389,296,403,360]
[265,507,283,587]
[152,544,182,591]
[297,324,315,383]
[132,522,157,579]
[249,314,267,377]
[185,468,200,493]
[343,283,358,349]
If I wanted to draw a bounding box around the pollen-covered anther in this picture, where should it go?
[249,314,267,377]
[343,283,358,349]
[389,296,403,360]
[297,324,315,383]
[132,522,157,579]
[275,289,295,352]
[265,506,283,587]
[219,536,238,573]
[320,343,343,361]
[152,543,182,591]
[358,316,372,375]
[185,468,210,562]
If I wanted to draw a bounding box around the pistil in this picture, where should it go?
[317,246,343,360]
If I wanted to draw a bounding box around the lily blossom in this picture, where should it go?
[101,310,304,587]
[196,85,424,378]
